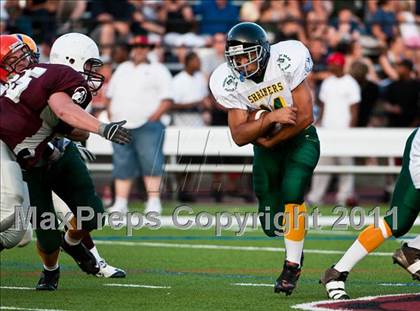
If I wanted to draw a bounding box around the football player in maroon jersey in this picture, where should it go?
[8,33,126,280]
[0,34,131,289]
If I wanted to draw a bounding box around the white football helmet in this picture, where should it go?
[50,33,104,92]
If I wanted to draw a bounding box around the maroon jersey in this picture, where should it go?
[0,63,92,167]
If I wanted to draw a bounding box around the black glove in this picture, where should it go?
[98,120,131,145]
[75,143,96,162]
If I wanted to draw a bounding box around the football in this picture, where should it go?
[248,109,282,137]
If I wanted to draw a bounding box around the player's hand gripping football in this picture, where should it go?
[99,120,132,145]
[269,107,297,126]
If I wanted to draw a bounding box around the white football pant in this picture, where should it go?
[0,140,31,249]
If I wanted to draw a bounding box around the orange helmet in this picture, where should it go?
[0,34,34,82]
[13,33,40,62]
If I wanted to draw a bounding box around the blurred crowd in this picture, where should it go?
[1,0,419,205]
[1,0,419,128]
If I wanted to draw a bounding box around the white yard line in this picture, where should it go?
[93,240,393,256]
[0,286,33,290]
[232,283,272,287]
[104,283,170,289]
[379,283,419,287]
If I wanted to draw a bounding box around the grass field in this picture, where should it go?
[1,202,419,310]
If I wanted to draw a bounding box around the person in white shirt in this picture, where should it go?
[106,35,173,214]
[307,52,361,206]
[171,51,210,202]
[171,51,209,127]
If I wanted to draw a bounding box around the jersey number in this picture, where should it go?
[5,67,47,103]
[273,96,287,109]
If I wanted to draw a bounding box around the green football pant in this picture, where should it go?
[23,142,104,254]
[384,128,420,238]
[253,126,320,237]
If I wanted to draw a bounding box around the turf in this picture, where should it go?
[1,202,419,311]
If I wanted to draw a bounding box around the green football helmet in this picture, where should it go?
[225,22,270,79]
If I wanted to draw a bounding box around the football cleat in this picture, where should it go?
[393,243,420,281]
[96,260,126,278]
[274,260,302,296]
[36,267,60,291]
[61,237,99,275]
[320,266,350,300]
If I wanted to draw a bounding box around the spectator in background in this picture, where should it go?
[91,0,134,57]
[24,0,58,43]
[259,0,287,35]
[370,0,398,44]
[349,61,380,127]
[345,40,379,82]
[195,0,239,35]
[163,0,195,34]
[383,59,420,127]
[397,0,420,48]
[275,17,307,44]
[308,53,361,206]
[111,40,130,69]
[55,0,86,34]
[106,36,173,215]
[305,10,329,40]
[240,0,263,22]
[328,8,362,48]
[308,37,329,89]
[130,0,165,36]
[378,35,408,81]
[309,0,333,20]
[171,52,209,127]
[0,0,6,34]
[171,52,210,202]
[162,0,206,48]
[199,33,226,79]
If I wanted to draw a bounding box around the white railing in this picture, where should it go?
[86,127,414,175]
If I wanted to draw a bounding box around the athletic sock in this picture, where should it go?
[334,240,368,272]
[89,246,103,263]
[407,235,420,250]
[114,197,128,209]
[283,203,307,267]
[43,263,59,271]
[335,219,392,272]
